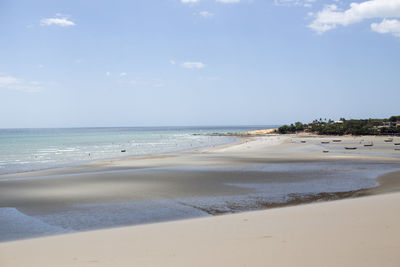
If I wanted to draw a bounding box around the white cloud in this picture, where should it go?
[216,0,240,3]
[38,64,44,69]
[0,76,19,85]
[120,72,127,77]
[371,18,400,37]
[170,60,176,65]
[40,16,75,27]
[106,72,111,76]
[181,0,199,3]
[199,11,215,18]
[181,62,205,69]
[0,75,45,93]
[309,0,400,34]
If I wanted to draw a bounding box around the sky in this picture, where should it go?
[1,0,399,128]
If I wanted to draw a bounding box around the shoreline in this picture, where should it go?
[0,134,399,243]
[0,135,243,178]
[172,168,400,216]
[261,168,400,209]
[2,131,399,178]
[0,133,253,180]
[0,126,269,176]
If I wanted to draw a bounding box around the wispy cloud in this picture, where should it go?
[181,62,205,69]
[0,76,19,85]
[170,60,176,65]
[199,11,215,18]
[309,0,400,34]
[0,75,46,93]
[120,72,127,77]
[40,14,75,27]
[106,72,111,76]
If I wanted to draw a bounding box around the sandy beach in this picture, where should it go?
[1,192,399,267]
[0,134,400,266]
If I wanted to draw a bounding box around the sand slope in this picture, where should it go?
[1,192,399,267]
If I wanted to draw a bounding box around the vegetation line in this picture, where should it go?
[277,116,400,135]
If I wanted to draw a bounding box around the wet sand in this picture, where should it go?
[0,134,399,242]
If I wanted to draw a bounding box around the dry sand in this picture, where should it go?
[245,128,277,134]
[0,134,399,266]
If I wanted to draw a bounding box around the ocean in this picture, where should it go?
[0,126,272,175]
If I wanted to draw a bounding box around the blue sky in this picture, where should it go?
[1,0,399,128]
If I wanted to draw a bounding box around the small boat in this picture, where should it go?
[301,141,306,143]
[364,142,373,147]
[384,138,393,142]
[332,140,342,142]
[323,150,329,153]
[395,148,400,151]
[394,143,400,145]
[121,149,126,152]
[345,147,357,150]
[321,141,330,144]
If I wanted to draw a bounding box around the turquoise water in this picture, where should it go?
[0,126,273,175]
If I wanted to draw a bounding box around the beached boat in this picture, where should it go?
[384,138,393,142]
[321,141,330,144]
[364,142,373,147]
[301,141,306,143]
[394,143,400,145]
[345,147,357,150]
[323,150,329,153]
[332,140,342,142]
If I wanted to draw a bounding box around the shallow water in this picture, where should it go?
[0,126,271,175]
[1,161,399,242]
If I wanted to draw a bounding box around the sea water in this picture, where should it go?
[0,126,272,175]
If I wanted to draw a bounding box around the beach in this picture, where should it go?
[0,133,400,266]
[4,0,400,265]
[1,192,399,267]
